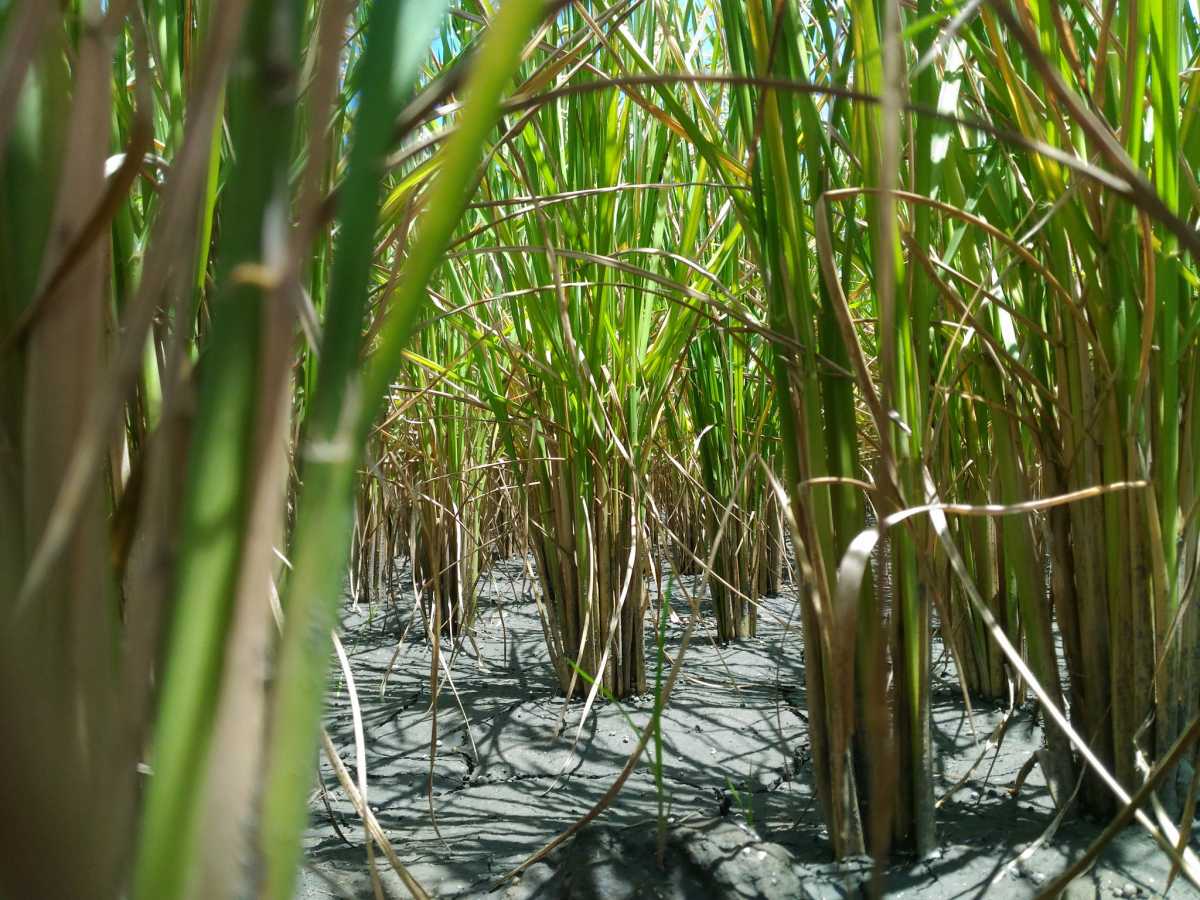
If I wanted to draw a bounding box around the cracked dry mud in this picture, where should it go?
[298,559,1200,899]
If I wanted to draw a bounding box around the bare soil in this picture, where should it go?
[298,558,1200,899]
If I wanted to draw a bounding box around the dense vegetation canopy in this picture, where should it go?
[1,0,1199,896]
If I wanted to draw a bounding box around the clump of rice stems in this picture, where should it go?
[705,0,1200,863]
[915,0,1200,818]
[440,4,704,701]
[649,434,706,578]
[475,430,527,563]
[757,486,787,597]
[933,387,1015,703]
[387,343,490,640]
[349,455,404,608]
[685,322,776,641]
[664,160,780,640]
[711,0,882,856]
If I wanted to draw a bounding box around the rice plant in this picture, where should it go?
[0,1,545,896]
[2,0,1200,896]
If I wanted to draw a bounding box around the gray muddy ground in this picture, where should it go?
[297,558,1199,899]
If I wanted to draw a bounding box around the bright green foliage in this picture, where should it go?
[0,2,544,897]
[1,1,1199,896]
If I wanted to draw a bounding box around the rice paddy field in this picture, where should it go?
[2,0,1200,897]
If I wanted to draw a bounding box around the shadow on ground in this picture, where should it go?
[298,559,1198,899]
